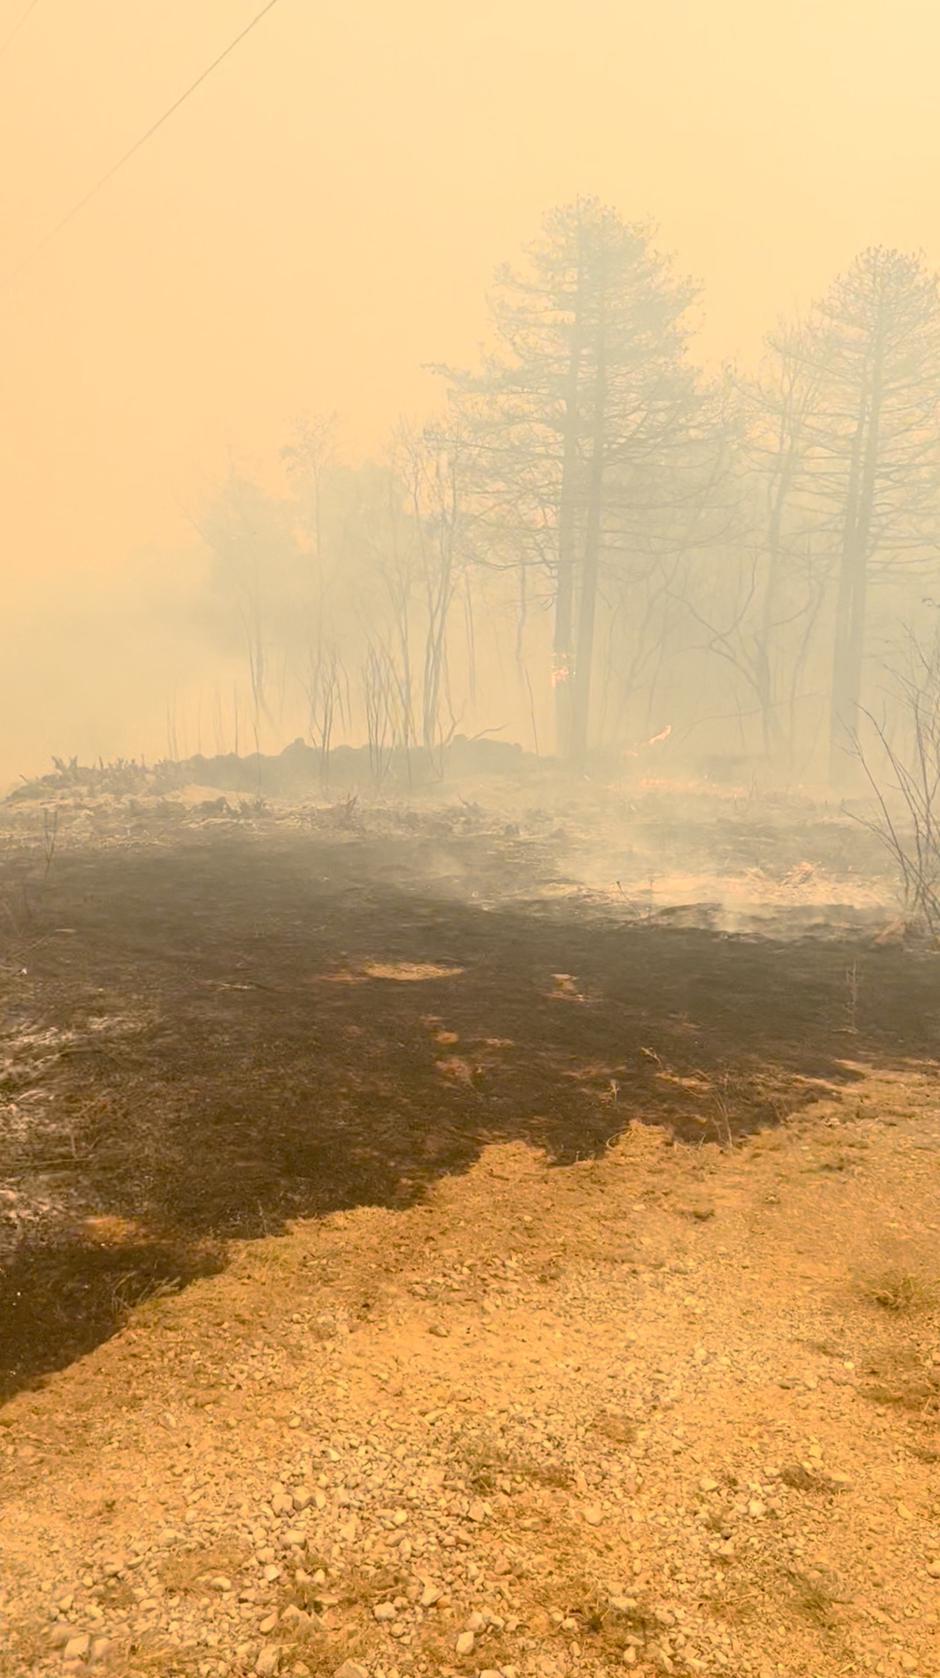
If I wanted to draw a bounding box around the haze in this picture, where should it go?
[2,0,940,779]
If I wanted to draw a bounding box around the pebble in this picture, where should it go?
[334,1666,369,1678]
[374,1602,397,1622]
[255,1649,282,1677]
[420,1584,443,1607]
[584,1503,603,1526]
[455,1630,475,1655]
[63,1634,91,1661]
[927,1560,940,1579]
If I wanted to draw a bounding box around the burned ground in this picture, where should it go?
[1,816,938,1401]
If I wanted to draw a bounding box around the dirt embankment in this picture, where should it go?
[0,1072,938,1678]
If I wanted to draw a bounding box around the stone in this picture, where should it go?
[63,1634,91,1661]
[584,1503,603,1526]
[48,1625,74,1650]
[334,1664,369,1678]
[255,1650,282,1677]
[420,1584,443,1607]
[374,1602,397,1622]
[455,1631,475,1655]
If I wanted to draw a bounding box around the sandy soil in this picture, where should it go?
[0,1070,938,1678]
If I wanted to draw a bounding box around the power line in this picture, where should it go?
[0,0,37,61]
[0,0,40,61]
[2,0,286,289]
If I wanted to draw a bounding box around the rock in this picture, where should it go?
[748,1500,766,1518]
[89,1638,112,1665]
[584,1503,603,1526]
[48,1625,75,1650]
[698,1477,719,1493]
[292,1488,314,1511]
[210,1576,233,1592]
[255,1650,282,1677]
[259,1614,278,1634]
[63,1634,91,1661]
[428,1324,450,1338]
[455,1631,475,1655]
[466,1611,486,1632]
[420,1584,443,1607]
[262,1565,282,1583]
[468,1499,487,1523]
[334,1665,369,1678]
[927,1559,940,1579]
[374,1602,397,1622]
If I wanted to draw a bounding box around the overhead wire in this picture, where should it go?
[0,0,40,62]
[1,0,286,289]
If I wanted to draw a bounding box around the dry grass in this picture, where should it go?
[787,1568,844,1629]
[860,1267,936,1314]
[591,1408,638,1446]
[779,1462,841,1494]
[454,1425,573,1493]
[540,1570,664,1656]
[158,1540,247,1597]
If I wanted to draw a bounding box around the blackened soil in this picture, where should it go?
[1,827,937,1401]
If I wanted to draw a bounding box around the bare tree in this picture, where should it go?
[440,198,702,763]
[793,250,940,781]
